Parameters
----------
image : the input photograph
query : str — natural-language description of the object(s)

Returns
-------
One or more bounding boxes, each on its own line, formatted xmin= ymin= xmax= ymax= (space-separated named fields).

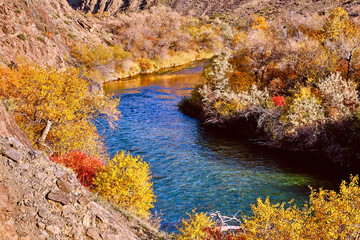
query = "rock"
xmin=82 ymin=214 xmax=91 ymax=228
xmin=56 ymin=179 xmax=72 ymax=193
xmin=18 ymin=163 xmax=29 ymax=171
xmin=8 ymin=137 xmax=23 ymax=150
xmin=37 ymin=222 xmax=45 ymax=229
xmin=45 ymin=225 xmax=60 ymax=235
xmin=77 ymin=194 xmax=89 ymax=206
xmin=86 ymin=227 xmax=101 ymax=240
xmin=3 ymin=148 xmax=21 ymax=162
xmin=46 ymin=191 xmax=70 ymax=205
xmin=0 ymin=105 xmax=35 ymax=149
xmin=0 ymin=184 xmax=13 ymax=213
xmin=37 ymin=207 xmax=49 ymax=218
xmin=101 ymin=233 xmax=124 ymax=240
xmin=0 ymin=222 xmax=18 ymax=240
xmin=19 ymin=236 xmax=31 ymax=240
xmin=28 ymin=150 xmax=41 ymax=160
xmin=35 ymin=172 xmax=46 ymax=180
xmin=23 ymin=192 xmax=33 ymax=200
xmin=54 ymin=171 xmax=69 ymax=180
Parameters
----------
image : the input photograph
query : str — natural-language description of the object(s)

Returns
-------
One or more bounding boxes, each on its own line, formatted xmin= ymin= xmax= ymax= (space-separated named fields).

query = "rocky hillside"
xmin=0 ymin=0 xmax=102 ymax=68
xmin=66 ymin=0 xmax=157 ymax=14
xmin=68 ymin=0 xmax=360 ymax=19
xmin=164 ymin=0 xmax=341 ymax=16
xmin=0 ymin=104 xmax=164 ymax=240
xmin=1 ymin=0 xmax=360 ymax=70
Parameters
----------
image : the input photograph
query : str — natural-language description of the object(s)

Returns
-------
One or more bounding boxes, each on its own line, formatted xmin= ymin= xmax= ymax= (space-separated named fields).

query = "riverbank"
xmin=179 ymin=50 xmax=360 ymax=169
xmin=98 ymin=60 xmax=348 ymax=233
xmin=102 ymin=52 xmax=215 ymax=84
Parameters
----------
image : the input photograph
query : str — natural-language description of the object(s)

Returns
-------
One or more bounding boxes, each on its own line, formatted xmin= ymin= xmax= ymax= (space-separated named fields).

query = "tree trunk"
xmin=38 ymin=120 xmax=52 ymax=144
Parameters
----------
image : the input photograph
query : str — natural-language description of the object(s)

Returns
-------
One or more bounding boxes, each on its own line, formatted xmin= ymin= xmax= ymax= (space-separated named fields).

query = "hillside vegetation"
xmin=2 ymin=0 xmax=360 ymax=239
xmin=180 ymin=7 xmax=360 ymax=165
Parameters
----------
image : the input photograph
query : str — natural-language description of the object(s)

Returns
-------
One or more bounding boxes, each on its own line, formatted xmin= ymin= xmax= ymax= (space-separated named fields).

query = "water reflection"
xmin=104 ymin=61 xmax=207 ymax=96
xmin=101 ymin=61 xmax=346 ymax=232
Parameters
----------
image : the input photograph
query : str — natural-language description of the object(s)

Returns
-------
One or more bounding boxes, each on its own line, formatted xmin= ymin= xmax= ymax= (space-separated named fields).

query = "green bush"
xmin=17 ymin=34 xmax=26 ymax=41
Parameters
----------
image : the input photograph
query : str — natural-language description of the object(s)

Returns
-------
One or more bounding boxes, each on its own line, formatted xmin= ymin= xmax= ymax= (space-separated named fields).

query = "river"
xmin=102 ymin=61 xmax=347 ymax=231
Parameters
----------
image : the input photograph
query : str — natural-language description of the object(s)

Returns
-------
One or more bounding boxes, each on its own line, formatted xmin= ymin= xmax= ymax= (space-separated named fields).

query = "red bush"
xmin=205 ymin=227 xmax=246 ymax=240
xmin=50 ymin=151 xmax=104 ymax=189
xmin=271 ymin=94 xmax=286 ymax=107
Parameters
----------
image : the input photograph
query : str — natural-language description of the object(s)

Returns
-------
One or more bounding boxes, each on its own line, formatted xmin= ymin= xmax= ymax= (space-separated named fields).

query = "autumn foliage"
xmin=50 ymin=151 xmax=104 ymax=189
xmin=271 ymin=95 xmax=285 ymax=107
xmin=70 ymin=6 xmax=229 ymax=81
xmin=181 ymin=7 xmax=360 ymax=163
xmin=93 ymin=151 xmax=155 ymax=218
xmin=0 ymin=61 xmax=120 ymax=157
xmin=178 ymin=176 xmax=360 ymax=240
xmin=177 ymin=211 xmax=215 ymax=240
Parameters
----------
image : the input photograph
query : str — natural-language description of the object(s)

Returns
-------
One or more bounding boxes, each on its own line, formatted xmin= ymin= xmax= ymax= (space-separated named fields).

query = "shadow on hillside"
xmin=66 ymin=0 xmax=82 ymax=10
xmin=65 ymin=0 xmax=150 ymax=13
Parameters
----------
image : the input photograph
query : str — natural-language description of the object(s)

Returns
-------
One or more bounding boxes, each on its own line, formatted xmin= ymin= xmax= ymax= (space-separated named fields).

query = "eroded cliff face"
xmin=67 ymin=0 xmax=157 ymax=14
xmin=65 ymin=0 xmax=360 ymax=20
xmin=165 ymin=0 xmax=360 ymax=18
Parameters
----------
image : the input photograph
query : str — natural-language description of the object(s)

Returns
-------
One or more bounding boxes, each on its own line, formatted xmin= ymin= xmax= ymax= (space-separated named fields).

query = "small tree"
xmin=0 ymin=62 xmax=120 ymax=156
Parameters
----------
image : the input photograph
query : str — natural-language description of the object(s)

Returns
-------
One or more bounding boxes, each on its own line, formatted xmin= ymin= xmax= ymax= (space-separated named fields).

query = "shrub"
xmin=205 ymin=228 xmax=246 ymax=240
xmin=177 ymin=210 xmax=215 ymax=240
xmin=50 ymin=151 xmax=104 ymax=189
xmin=242 ymin=175 xmax=360 ymax=239
xmin=318 ymin=72 xmax=359 ymax=120
xmin=180 ymin=176 xmax=360 ymax=239
xmin=138 ymin=58 xmax=154 ymax=72
xmin=271 ymin=94 xmax=285 ymax=107
xmin=93 ymin=151 xmax=155 ymax=218
xmin=17 ymin=34 xmax=26 ymax=41
xmin=36 ymin=36 xmax=45 ymax=43
xmin=284 ymin=87 xmax=325 ymax=128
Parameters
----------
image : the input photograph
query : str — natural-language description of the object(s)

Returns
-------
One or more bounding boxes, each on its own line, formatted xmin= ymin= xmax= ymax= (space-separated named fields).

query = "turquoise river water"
xmin=101 ymin=61 xmax=348 ymax=231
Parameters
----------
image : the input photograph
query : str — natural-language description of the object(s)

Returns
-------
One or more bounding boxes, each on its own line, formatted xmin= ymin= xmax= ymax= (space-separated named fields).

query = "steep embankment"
xmin=0 ymin=104 xmax=163 ymax=240
xmin=72 ymin=0 xmax=360 ymax=20
xmin=0 ymin=0 xmax=107 ymax=68
xmin=165 ymin=0 xmax=360 ymax=20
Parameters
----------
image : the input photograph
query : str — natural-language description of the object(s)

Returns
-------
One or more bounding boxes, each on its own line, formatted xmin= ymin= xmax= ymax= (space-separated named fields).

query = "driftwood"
xmin=210 ymin=211 xmax=244 ymax=233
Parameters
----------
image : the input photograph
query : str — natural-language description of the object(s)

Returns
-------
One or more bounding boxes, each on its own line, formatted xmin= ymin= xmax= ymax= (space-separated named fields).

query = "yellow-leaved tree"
xmin=324 ymin=7 xmax=360 ymax=78
xmin=0 ymin=62 xmax=120 ymax=156
xmin=93 ymin=151 xmax=155 ymax=218
xmin=177 ymin=210 xmax=214 ymax=240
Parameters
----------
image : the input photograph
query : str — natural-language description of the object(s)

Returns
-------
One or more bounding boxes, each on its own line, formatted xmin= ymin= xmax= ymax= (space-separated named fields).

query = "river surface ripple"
xmin=101 ymin=61 xmax=344 ymax=231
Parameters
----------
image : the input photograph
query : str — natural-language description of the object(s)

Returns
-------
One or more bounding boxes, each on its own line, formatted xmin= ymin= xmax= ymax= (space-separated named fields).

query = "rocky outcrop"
xmin=0 ymin=105 xmax=164 ymax=239
xmin=0 ymin=104 xmax=34 ymax=150
xmin=165 ymin=0 xmax=352 ymax=17
xmin=64 ymin=0 xmax=360 ymax=21
xmin=67 ymin=0 xmax=157 ymax=14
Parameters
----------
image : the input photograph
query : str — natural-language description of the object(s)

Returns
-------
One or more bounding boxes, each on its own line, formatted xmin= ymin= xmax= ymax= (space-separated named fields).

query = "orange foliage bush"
xmin=271 ymin=95 xmax=285 ymax=107
xmin=205 ymin=228 xmax=246 ymax=240
xmin=50 ymin=151 xmax=104 ymax=189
